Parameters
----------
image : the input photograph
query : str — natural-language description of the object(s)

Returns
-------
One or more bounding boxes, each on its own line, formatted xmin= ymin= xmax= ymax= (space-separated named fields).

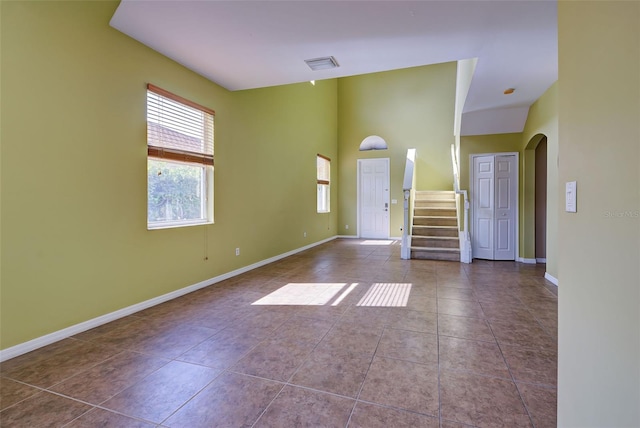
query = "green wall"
xmin=558 ymin=1 xmax=639 ymax=425
xmin=337 ymin=63 xmax=457 ymax=237
xmin=0 ymin=1 xmax=338 ymax=349
xmin=460 ymin=133 xmax=522 ymax=193
xmin=460 ymin=133 xmax=525 ymax=258
xmin=459 ymin=82 xmax=558 ymax=278
xmin=0 ymin=0 xmax=567 ymax=355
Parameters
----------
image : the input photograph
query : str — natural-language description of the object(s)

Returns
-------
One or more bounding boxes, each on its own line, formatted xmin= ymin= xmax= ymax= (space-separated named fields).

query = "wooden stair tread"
xmin=411 ymin=190 xmax=460 ymax=261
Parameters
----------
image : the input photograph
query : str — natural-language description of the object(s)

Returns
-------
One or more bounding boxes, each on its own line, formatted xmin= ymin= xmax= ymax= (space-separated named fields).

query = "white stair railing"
xmin=401 ymin=149 xmax=416 ymax=260
xmin=451 ymin=144 xmax=472 ymax=263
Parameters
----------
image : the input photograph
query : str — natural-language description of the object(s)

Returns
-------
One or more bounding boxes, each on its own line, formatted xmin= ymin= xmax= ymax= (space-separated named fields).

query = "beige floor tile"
xmin=376 ymin=328 xmax=438 ymax=366
xmin=231 ymin=338 xmax=315 ymax=382
xmin=386 ymin=308 xmax=438 ymax=334
xmin=254 ymin=385 xmax=354 ymax=427
xmin=489 ymin=319 xmax=557 ymax=351
xmin=517 ymin=383 xmax=557 ymax=428
xmin=440 ymin=371 xmax=531 ymax=427
xmin=501 ymin=345 xmax=558 ymax=386
xmin=1 ymin=340 xmax=119 ymax=388
xmin=438 ymin=298 xmax=486 ymax=318
xmin=359 ymin=356 xmax=439 ymax=416
xmin=101 ymin=361 xmax=219 ymax=423
xmin=49 ymin=351 xmax=169 ymax=404
xmin=163 ymin=372 xmax=282 ymax=428
xmin=0 ymin=239 xmax=558 ymax=428
xmin=315 ymin=323 xmax=382 ymax=358
xmin=290 ymin=348 xmax=372 ymax=398
xmin=439 ymin=336 xmax=511 ymax=379
xmin=0 ymin=391 xmax=92 ymax=428
xmin=438 ymin=313 xmax=495 ymax=342
xmin=0 ymin=378 xmax=40 ymax=411
xmin=65 ymin=408 xmax=155 ymax=427
xmin=177 ymin=328 xmax=263 ymax=370
xmin=348 ymin=402 xmax=439 ymax=427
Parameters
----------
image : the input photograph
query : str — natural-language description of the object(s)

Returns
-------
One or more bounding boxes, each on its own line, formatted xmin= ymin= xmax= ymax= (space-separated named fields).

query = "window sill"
xmin=148 ymin=219 xmax=213 ymax=230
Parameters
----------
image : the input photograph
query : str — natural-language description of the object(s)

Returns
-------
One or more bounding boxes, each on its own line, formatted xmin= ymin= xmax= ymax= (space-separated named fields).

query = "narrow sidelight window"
xmin=317 ymin=154 xmax=330 ymax=213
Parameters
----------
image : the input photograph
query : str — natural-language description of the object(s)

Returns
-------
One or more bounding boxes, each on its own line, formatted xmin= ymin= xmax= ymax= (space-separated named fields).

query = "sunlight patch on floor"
xmin=252 ymin=282 xmax=358 ymax=306
xmin=357 ymin=283 xmax=412 ymax=307
xmin=360 ymin=240 xmax=397 ymax=246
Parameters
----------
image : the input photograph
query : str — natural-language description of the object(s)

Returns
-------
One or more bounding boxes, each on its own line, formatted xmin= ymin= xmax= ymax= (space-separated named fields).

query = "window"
xmin=317 ymin=154 xmax=330 ymax=213
xmin=146 ymin=84 xmax=214 ymax=229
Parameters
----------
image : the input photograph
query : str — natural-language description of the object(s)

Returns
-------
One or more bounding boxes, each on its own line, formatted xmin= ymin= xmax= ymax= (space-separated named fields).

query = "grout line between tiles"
xmin=488 ymin=319 xmax=537 ymax=428
xmin=344 ymin=324 xmax=385 ymax=427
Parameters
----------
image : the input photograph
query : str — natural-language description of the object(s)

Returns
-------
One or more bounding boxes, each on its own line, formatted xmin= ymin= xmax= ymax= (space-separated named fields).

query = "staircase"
xmin=411 ymin=191 xmax=460 ymax=261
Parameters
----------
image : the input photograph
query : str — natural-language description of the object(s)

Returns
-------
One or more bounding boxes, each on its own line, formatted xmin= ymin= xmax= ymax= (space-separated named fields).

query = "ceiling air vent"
xmin=304 ymin=56 xmax=339 ymax=71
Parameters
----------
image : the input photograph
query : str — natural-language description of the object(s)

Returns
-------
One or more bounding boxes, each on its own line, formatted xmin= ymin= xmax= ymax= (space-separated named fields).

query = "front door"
xmin=358 ymin=158 xmax=389 ymax=239
xmin=472 ymin=154 xmax=517 ymax=260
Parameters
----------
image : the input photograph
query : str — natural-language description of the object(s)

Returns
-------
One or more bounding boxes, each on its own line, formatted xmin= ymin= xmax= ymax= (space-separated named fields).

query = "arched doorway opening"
xmin=525 ymin=134 xmax=548 ymax=264
xmin=535 ymin=137 xmax=548 ymax=262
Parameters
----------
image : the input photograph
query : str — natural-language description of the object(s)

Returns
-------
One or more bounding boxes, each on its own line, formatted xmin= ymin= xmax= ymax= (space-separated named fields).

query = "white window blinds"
xmin=317 ymin=154 xmax=330 ymax=185
xmin=146 ymin=84 xmax=214 ymax=166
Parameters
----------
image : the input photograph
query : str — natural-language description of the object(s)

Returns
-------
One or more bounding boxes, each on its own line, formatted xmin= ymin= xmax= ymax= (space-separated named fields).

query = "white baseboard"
xmin=517 ymin=257 xmax=537 ymax=264
xmin=337 ymin=235 xmax=359 ymax=239
xmin=0 ymin=236 xmax=338 ymax=363
xmin=536 ymin=258 xmax=547 ymax=263
xmin=544 ymin=272 xmax=559 ymax=286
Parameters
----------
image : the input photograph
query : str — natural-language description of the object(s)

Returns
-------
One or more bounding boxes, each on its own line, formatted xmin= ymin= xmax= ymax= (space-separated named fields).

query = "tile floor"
xmin=0 ymin=239 xmax=558 ymax=427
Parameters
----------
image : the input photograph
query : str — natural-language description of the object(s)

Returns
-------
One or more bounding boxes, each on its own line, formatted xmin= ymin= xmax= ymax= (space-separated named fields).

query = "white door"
xmin=472 ymin=154 xmax=517 ymax=260
xmin=473 ymin=156 xmax=495 ymax=260
xmin=494 ymin=155 xmax=517 ymax=260
xmin=358 ymin=158 xmax=390 ymax=239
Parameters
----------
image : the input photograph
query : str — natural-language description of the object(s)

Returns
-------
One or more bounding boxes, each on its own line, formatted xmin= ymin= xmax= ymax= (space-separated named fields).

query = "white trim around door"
xmin=357 ymin=158 xmax=390 ymax=239
xmin=470 ymin=152 xmax=519 ymax=261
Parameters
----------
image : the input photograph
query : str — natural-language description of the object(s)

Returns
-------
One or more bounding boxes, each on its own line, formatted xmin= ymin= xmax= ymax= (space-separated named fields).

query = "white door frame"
xmin=469 ymin=152 xmax=519 ymax=261
xmin=357 ymin=158 xmax=390 ymax=239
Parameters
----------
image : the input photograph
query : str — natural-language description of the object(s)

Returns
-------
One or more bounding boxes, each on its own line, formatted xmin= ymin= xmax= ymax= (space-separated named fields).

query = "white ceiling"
xmin=111 ymin=0 xmax=557 ymax=136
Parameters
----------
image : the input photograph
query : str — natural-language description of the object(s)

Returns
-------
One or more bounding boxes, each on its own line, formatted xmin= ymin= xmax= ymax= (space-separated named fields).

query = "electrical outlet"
xmin=345 ymin=224 xmax=349 ymax=230
xmin=303 ymin=232 xmax=307 ymax=238
xmin=235 ymin=248 xmax=240 ymax=256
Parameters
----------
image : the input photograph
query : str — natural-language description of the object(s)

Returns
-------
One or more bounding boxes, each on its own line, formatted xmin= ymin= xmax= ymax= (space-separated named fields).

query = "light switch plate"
xmin=566 ymin=181 xmax=577 ymax=213
xmin=391 ymin=199 xmax=397 ymax=204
